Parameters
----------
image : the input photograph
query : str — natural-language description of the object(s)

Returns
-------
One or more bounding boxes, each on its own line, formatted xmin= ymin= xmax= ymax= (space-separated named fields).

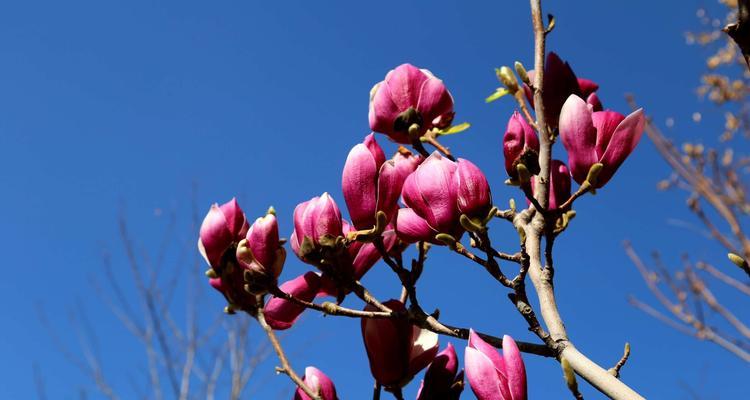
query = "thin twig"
xmin=255 ymin=306 xmax=321 ymax=400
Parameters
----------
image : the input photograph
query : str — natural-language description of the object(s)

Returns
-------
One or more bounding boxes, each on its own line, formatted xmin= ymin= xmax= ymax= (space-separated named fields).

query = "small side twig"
xmin=607 ymin=343 xmax=631 ymax=378
xmin=255 ymin=305 xmax=321 ymax=400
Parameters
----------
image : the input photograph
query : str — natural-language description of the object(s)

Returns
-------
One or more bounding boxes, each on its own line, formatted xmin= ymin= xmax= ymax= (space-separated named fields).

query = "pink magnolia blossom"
xmin=236 ymin=211 xmax=286 ymax=293
xmin=198 ymin=198 xmax=248 ymax=269
xmin=361 ymin=300 xmax=439 ymax=388
xmin=369 ymin=64 xmax=454 ymax=144
xmin=292 ymin=193 xmax=342 ymax=253
xmin=464 ymin=330 xmax=527 ymax=400
xmin=294 ymin=366 xmax=339 ymax=400
xmin=396 ymin=152 xmax=491 ymax=243
xmin=503 ymin=111 xmax=540 ymax=179
xmin=269 ymin=194 xmax=396 ymax=330
xmin=342 ymin=134 xmax=421 ymax=230
xmin=417 ymin=342 xmax=464 ymax=400
xmin=523 ymin=52 xmax=601 ymax=127
xmin=559 ymin=94 xmax=645 ymax=188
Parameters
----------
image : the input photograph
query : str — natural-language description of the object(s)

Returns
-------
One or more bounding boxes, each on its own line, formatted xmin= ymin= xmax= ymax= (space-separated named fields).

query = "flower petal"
xmin=597 ymin=108 xmax=645 ymax=187
xmin=559 ymin=94 xmax=599 ymax=184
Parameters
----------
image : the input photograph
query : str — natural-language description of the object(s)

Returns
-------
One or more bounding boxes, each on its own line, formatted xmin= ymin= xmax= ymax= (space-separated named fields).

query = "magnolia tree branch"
xmin=522 ymin=1 xmax=646 ymax=398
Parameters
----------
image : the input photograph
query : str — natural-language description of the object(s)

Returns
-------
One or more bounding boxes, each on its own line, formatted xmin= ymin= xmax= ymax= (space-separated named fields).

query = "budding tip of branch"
xmin=514 ymin=61 xmax=530 ymax=85
xmin=497 ymin=66 xmax=519 ymax=93
xmin=728 ymin=252 xmax=748 ymax=269
xmin=585 ymin=163 xmax=604 ymax=187
xmin=516 ymin=163 xmax=531 ymax=185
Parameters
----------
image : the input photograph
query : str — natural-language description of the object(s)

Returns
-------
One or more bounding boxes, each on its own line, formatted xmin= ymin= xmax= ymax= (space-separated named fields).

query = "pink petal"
xmin=361 ymin=300 xmax=412 ymax=386
xmin=369 ymin=81 xmax=402 ymax=140
xmin=199 ymin=204 xmax=233 ymax=268
xmin=416 ymin=74 xmax=454 ymax=126
xmin=312 ymin=193 xmax=343 ymax=243
xmin=219 ymin=198 xmax=248 ymax=238
xmin=264 ymin=272 xmax=321 ymax=330
xmin=296 ymin=366 xmax=338 ymax=400
xmin=502 ymin=335 xmax=527 ymax=400
xmin=342 ymin=141 xmax=380 ymax=230
xmin=395 ymin=208 xmax=438 ymax=244
xmin=559 ymin=94 xmax=599 ymax=185
xmin=376 ymin=151 xmax=421 ymax=223
xmin=468 ymin=330 xmax=505 ymax=372
xmin=246 ymin=213 xmax=279 ymax=271
xmin=502 ymin=112 xmax=539 ymax=178
xmin=405 ymin=152 xmax=459 ymax=233
xmin=407 ymin=325 xmax=440 ymax=378
xmin=385 ymin=64 xmax=430 ymax=111
xmin=465 ymin=347 xmax=506 ymax=400
xmin=586 ymin=92 xmax=603 ymax=112
xmin=420 ymin=342 xmax=459 ymax=397
xmin=597 ymin=108 xmax=645 ymax=187
xmin=455 ymin=158 xmax=492 ymax=218
xmin=592 ymin=110 xmax=626 ymax=159
xmin=577 ymin=78 xmax=599 ymax=97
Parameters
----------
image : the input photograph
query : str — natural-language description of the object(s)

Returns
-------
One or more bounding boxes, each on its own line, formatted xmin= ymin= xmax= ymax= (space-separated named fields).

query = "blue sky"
xmin=1 ymin=0 xmax=747 ymax=398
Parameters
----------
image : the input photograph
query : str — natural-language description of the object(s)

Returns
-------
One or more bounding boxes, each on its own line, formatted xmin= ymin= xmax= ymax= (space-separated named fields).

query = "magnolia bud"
xmin=369 ymin=64 xmax=454 ymax=144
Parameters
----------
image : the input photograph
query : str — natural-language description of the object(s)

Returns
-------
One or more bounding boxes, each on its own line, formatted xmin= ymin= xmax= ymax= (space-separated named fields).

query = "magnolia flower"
xmin=292 ymin=193 xmax=342 ymax=255
xmin=396 ymin=152 xmax=491 ymax=243
xmin=417 ymin=342 xmax=464 ymax=400
xmin=559 ymin=94 xmax=645 ymax=188
xmin=342 ymin=134 xmax=421 ymax=230
xmin=361 ymin=300 xmax=439 ymax=388
xmin=294 ymin=367 xmax=339 ymax=400
xmin=464 ymin=330 xmax=527 ymax=400
xmin=523 ymin=52 xmax=601 ymax=126
xmin=503 ymin=111 xmax=540 ymax=179
xmin=198 ymin=198 xmax=248 ymax=269
xmin=236 ymin=211 xmax=286 ymax=294
xmin=369 ymin=64 xmax=454 ymax=144
xmin=269 ymin=194 xmax=396 ymax=330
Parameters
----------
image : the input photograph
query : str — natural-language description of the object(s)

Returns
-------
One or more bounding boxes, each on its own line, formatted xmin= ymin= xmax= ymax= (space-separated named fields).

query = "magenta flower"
xmin=456 ymin=158 xmax=492 ymax=218
xmin=396 ymin=152 xmax=491 ymax=243
xmin=464 ymin=330 xmax=527 ymax=400
xmin=291 ymin=193 xmax=343 ymax=261
xmin=417 ymin=342 xmax=464 ymax=400
xmin=523 ymin=52 xmax=600 ymax=127
xmin=236 ymin=211 xmax=286 ymax=293
xmin=342 ymin=134 xmax=421 ymax=230
xmin=369 ymin=64 xmax=454 ymax=144
xmin=294 ymin=366 xmax=339 ymax=400
xmin=559 ymin=94 xmax=645 ymax=188
xmin=531 ymin=160 xmax=572 ymax=210
xmin=198 ymin=198 xmax=248 ymax=269
xmin=502 ymin=111 xmax=540 ymax=179
xmin=361 ymin=300 xmax=439 ymax=389
xmin=264 ymin=272 xmax=322 ymax=330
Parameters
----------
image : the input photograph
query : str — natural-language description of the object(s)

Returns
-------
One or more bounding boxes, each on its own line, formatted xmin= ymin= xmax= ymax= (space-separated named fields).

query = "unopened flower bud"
xmin=369 ymin=64 xmax=454 ymax=144
xmin=361 ymin=300 xmax=439 ymax=389
xmin=295 ymin=366 xmax=339 ymax=400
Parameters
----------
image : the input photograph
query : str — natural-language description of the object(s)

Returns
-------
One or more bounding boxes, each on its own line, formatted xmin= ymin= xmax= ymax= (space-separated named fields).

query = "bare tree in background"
xmin=627 ymin=0 xmax=750 ymax=363
xmin=36 ymin=196 xmax=273 ymax=399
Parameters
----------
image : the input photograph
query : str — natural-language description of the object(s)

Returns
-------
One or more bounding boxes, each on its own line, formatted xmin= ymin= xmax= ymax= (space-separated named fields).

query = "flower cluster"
xmin=196 ymin=53 xmax=645 ymax=399
xmin=503 ymin=52 xmax=645 ymax=209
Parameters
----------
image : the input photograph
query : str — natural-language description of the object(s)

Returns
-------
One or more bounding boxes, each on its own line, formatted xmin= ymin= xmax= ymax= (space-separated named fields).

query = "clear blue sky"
xmin=1 ymin=0 xmax=747 ymax=398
